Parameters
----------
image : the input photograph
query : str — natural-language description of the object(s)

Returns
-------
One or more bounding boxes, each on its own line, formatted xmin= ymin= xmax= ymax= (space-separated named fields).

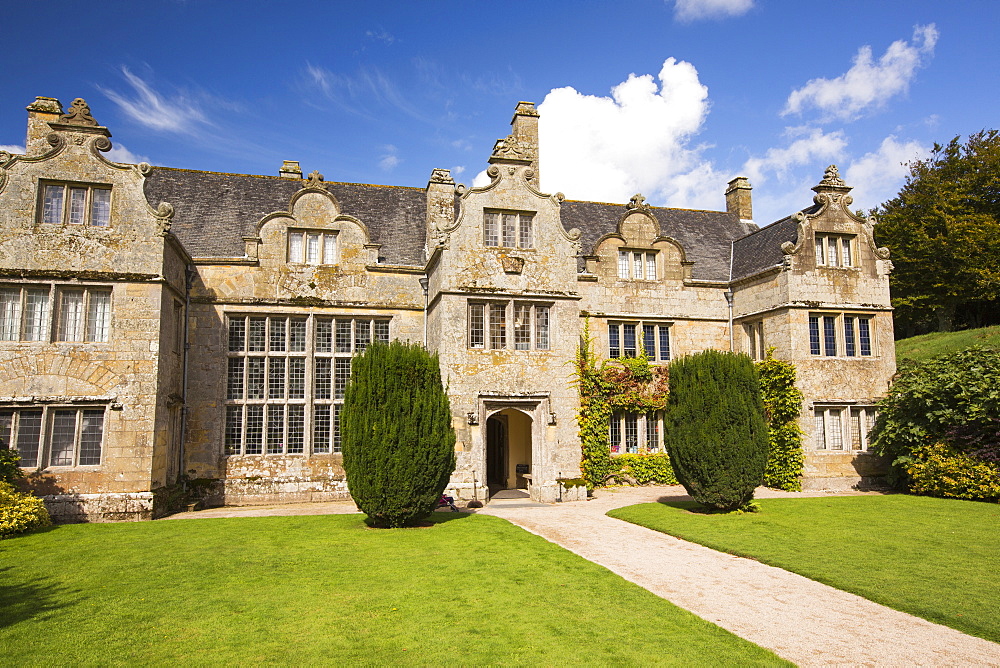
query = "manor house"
xmin=0 ymin=97 xmax=895 ymax=521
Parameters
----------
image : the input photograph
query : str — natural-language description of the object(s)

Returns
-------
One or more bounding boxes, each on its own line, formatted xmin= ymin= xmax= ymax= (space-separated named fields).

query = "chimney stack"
xmin=280 ymin=160 xmax=303 ymax=179
xmin=725 ymin=176 xmax=753 ymax=221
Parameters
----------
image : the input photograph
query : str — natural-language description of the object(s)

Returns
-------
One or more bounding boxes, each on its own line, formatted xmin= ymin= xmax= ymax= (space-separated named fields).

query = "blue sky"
xmin=2 ymin=0 xmax=999 ymax=226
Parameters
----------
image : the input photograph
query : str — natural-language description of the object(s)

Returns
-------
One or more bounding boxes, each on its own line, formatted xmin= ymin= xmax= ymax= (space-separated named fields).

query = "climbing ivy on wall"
xmin=576 ymin=328 xmax=804 ymax=492
xmin=756 ymin=349 xmax=805 ymax=491
xmin=574 ymin=322 xmax=671 ymax=490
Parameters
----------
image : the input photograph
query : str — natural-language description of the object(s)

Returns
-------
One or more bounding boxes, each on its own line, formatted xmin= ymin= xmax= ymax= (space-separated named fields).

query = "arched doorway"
xmin=485 ymin=408 xmax=533 ymax=493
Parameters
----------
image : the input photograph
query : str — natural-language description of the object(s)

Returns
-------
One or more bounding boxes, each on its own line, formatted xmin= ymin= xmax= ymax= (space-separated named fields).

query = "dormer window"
xmin=484 ymin=211 xmax=533 ymax=248
xmin=288 ymin=230 xmax=337 ymax=265
xmin=816 ymin=234 xmax=853 ymax=267
xmin=40 ymin=183 xmax=111 ymax=227
xmin=618 ymin=250 xmax=656 ymax=280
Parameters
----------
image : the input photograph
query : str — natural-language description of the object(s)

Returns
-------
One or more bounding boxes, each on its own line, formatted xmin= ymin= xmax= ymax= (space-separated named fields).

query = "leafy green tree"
xmin=665 ymin=350 xmax=768 ymax=511
xmin=870 ymin=346 xmax=1000 ymax=494
xmin=873 ymin=130 xmax=1000 ymax=334
xmin=341 ymin=341 xmax=456 ymax=528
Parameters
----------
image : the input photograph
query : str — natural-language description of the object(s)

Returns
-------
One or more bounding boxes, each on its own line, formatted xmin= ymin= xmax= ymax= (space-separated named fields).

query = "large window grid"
xmin=225 ymin=315 xmax=389 ymax=456
xmin=484 ymin=211 xmax=533 ymax=248
xmin=0 ymin=284 xmax=111 ymax=343
xmin=814 ymin=405 xmax=876 ymax=451
xmin=0 ymin=405 xmax=105 ymax=467
xmin=468 ymin=302 xmax=551 ymax=350
xmin=809 ymin=313 xmax=873 ymax=357
xmin=609 ymin=411 xmax=663 ymax=453
xmin=40 ymin=182 xmax=111 ymax=227
xmin=608 ymin=321 xmax=670 ymax=361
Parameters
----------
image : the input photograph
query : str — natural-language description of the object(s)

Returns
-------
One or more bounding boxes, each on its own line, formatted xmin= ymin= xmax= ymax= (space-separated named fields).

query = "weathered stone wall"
xmin=731 ymin=177 xmax=896 ymax=489
xmin=0 ymin=98 xmax=184 ymax=520
xmin=427 ymin=157 xmax=584 ymax=502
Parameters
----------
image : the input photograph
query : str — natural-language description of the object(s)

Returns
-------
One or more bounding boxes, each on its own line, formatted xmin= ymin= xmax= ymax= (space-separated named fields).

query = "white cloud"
xmin=306 ymin=63 xmax=429 ymax=123
xmin=101 ymin=67 xmax=209 ymax=134
xmin=672 ymin=0 xmax=753 ymax=22
xmin=0 ymin=144 xmax=25 ymax=154
xmin=452 ymin=165 xmax=465 ymax=176
xmin=537 ymin=58 xmax=718 ymax=207
xmin=365 ymin=28 xmax=395 ymax=45
xmin=845 ymin=136 xmax=928 ymax=209
xmin=742 ymin=127 xmax=848 ymax=186
xmin=378 ymin=144 xmax=400 ymax=171
xmin=104 ymin=143 xmax=150 ymax=164
xmin=783 ymin=24 xmax=938 ymax=122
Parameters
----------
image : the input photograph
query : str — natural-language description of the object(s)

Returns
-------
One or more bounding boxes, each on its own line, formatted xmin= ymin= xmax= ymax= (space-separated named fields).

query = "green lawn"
xmin=0 ymin=513 xmax=786 ymax=666
xmin=895 ymin=325 xmax=1000 ymax=361
xmin=609 ymin=495 xmax=1000 ymax=643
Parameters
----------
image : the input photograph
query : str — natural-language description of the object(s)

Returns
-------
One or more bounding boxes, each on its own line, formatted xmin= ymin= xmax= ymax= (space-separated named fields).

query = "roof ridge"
xmin=563 ymin=198 xmax=730 ymax=215
xmin=149 ymin=165 xmax=425 ymax=192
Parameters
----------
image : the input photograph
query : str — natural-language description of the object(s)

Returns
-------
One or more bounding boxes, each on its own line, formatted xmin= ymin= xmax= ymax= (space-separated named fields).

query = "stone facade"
xmin=0 ymin=97 xmax=895 ymax=520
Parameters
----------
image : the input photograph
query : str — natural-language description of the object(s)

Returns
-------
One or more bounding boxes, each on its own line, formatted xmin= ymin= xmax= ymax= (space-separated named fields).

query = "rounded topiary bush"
xmin=0 ymin=482 xmax=51 ymax=538
xmin=665 ymin=350 xmax=768 ymax=511
xmin=341 ymin=341 xmax=456 ymax=528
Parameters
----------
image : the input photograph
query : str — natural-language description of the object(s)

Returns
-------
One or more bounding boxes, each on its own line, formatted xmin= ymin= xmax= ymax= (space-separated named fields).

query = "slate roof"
xmin=560 ymin=200 xmax=753 ymax=281
xmin=730 ymin=206 xmax=816 ymax=281
xmin=144 ymin=167 xmax=429 ymax=265
xmin=145 ymin=166 xmax=792 ymax=282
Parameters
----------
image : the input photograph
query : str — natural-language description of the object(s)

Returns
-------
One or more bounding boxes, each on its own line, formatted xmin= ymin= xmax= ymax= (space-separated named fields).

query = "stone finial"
xmin=429 ymin=168 xmax=455 ymax=184
xmin=819 ymin=165 xmax=846 ymax=188
xmin=59 ymin=98 xmax=99 ymax=126
xmin=280 ymin=160 xmax=303 ymax=179
xmin=305 ymin=170 xmax=325 ymax=188
xmin=626 ymin=193 xmax=649 ymax=211
xmin=725 ymin=176 xmax=753 ymax=220
xmin=491 ymin=134 xmax=535 ymax=161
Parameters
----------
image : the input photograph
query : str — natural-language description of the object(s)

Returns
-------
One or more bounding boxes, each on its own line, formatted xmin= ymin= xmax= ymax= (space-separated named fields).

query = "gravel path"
xmin=480 ymin=485 xmax=1000 ymax=667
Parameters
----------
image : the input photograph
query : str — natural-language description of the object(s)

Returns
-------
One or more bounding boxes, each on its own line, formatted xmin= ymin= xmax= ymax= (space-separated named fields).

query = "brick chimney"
xmin=725 ymin=176 xmax=753 ymax=221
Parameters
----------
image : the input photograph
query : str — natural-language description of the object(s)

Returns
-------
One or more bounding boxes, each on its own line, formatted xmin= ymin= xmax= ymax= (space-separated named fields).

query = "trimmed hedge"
xmin=613 ymin=453 xmax=678 ymax=485
xmin=665 ymin=350 xmax=768 ymax=511
xmin=341 ymin=341 xmax=456 ymax=528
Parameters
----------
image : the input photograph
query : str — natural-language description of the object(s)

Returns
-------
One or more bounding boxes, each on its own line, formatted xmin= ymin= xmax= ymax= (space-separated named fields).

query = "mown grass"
xmin=895 ymin=325 xmax=1000 ymax=361
xmin=0 ymin=512 xmax=786 ymax=666
xmin=609 ymin=495 xmax=1000 ymax=643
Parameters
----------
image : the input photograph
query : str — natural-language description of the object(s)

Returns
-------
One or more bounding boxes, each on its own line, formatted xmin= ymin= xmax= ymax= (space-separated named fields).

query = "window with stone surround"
xmin=39 ymin=182 xmax=111 ymax=227
xmin=608 ymin=321 xmax=670 ymax=361
xmin=813 ymin=404 xmax=876 ymax=451
xmin=617 ymin=250 xmax=657 ymax=280
xmin=288 ymin=230 xmax=338 ymax=265
xmin=744 ymin=321 xmax=765 ymax=360
xmin=0 ymin=284 xmax=111 ymax=343
xmin=609 ymin=411 xmax=663 ymax=453
xmin=484 ymin=210 xmax=533 ymax=249
xmin=815 ymin=234 xmax=854 ymax=268
xmin=224 ymin=314 xmax=389 ymax=456
xmin=468 ymin=301 xmax=550 ymax=350
xmin=0 ymin=405 xmax=106 ymax=467
xmin=809 ymin=313 xmax=873 ymax=357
